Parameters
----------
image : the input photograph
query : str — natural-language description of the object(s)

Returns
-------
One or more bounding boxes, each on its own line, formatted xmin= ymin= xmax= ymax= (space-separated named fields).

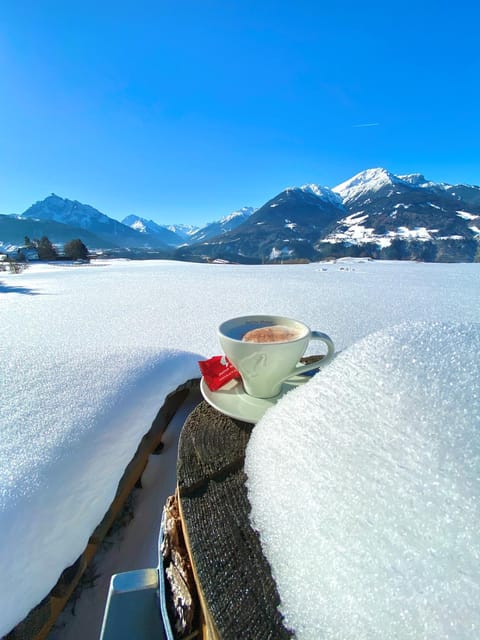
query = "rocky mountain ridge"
xmin=178 ymin=169 xmax=480 ymax=262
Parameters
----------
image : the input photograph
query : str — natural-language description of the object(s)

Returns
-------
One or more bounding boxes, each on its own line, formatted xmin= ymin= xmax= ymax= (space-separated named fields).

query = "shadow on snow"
xmin=0 ymin=281 xmax=41 ymax=295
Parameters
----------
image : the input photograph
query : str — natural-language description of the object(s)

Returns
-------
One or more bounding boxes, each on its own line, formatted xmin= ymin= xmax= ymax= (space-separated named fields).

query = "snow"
xmin=219 ymin=206 xmax=255 ymax=224
xmin=0 ymin=345 xmax=201 ymax=634
xmin=457 ymin=210 xmax=479 ymax=221
xmin=21 ymin=194 xmax=111 ymax=229
xmin=332 ymin=168 xmax=403 ymax=203
xmin=131 ymin=219 xmax=147 ymax=232
xmin=341 ymin=211 xmax=367 ymax=223
xmin=325 ymin=220 xmax=438 ymax=246
xmin=300 ymin=184 xmax=343 ymax=206
xmin=1 ymin=258 xmax=479 ymax=636
xmin=0 ymin=242 xmax=20 ymax=253
xmin=282 ymin=184 xmax=343 ymax=207
xmin=166 ymin=223 xmax=199 ymax=237
xmin=269 ymin=246 xmax=291 ymax=259
xmin=49 ymin=391 xmax=201 ymax=640
xmin=245 ymin=322 xmax=480 ymax=639
xmin=397 ymin=226 xmax=433 ymax=240
xmin=397 ymin=173 xmax=440 ymax=189
xmin=324 ymin=223 xmax=375 ymax=244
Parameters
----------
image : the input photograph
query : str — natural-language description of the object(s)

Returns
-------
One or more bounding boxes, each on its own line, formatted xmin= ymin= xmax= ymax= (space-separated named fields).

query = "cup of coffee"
xmin=218 ymin=314 xmax=335 ymax=398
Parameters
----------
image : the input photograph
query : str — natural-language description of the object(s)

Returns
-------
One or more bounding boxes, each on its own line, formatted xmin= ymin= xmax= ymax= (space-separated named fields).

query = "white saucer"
xmin=200 ymin=375 xmax=309 ymax=423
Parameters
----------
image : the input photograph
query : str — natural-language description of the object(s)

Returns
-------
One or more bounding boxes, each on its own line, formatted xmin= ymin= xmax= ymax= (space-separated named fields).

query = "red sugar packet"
xmin=198 ymin=356 xmax=241 ymax=391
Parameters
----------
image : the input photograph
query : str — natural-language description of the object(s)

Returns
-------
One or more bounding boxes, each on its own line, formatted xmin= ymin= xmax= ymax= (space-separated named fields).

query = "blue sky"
xmin=1 ymin=1 xmax=479 ymax=226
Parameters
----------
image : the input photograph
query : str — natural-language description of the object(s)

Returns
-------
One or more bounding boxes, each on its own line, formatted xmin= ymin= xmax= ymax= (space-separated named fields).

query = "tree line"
xmin=22 ymin=236 xmax=89 ymax=261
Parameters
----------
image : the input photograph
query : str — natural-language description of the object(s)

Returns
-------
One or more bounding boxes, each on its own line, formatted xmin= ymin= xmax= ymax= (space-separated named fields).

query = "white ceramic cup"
xmin=218 ymin=314 xmax=335 ymax=399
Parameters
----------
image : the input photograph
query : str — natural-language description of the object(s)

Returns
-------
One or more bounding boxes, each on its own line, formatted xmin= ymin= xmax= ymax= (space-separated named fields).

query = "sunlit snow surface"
xmin=0 ymin=258 xmax=479 ymax=635
xmin=246 ymin=322 xmax=480 ymax=639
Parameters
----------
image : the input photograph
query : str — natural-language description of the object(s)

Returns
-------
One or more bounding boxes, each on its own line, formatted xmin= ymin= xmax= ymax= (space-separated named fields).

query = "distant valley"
xmin=1 ymin=168 xmax=479 ymax=263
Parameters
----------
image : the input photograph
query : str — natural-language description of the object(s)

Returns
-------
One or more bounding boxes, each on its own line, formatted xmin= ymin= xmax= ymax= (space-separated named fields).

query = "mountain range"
xmin=177 ymin=168 xmax=480 ymax=263
xmin=1 ymin=169 xmax=479 ymax=262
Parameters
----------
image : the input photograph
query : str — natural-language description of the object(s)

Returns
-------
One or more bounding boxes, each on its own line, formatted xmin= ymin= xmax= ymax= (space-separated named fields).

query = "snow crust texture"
xmin=245 ymin=322 xmax=480 ymax=640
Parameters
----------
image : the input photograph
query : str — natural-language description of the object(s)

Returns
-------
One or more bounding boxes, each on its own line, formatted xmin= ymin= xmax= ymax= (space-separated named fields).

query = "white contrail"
xmin=352 ymin=122 xmax=380 ymax=128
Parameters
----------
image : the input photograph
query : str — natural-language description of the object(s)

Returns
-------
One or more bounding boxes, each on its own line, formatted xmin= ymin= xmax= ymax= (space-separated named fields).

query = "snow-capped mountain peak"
xmin=126 ymin=217 xmax=147 ymax=233
xmin=333 ymin=168 xmax=402 ymax=202
xmin=219 ymin=206 xmax=255 ymax=224
xmin=166 ymin=224 xmax=199 ymax=238
xmin=397 ymin=173 xmax=444 ymax=190
xmin=186 ymin=206 xmax=255 ymax=244
xmin=121 ymin=215 xmax=188 ymax=246
xmin=300 ymin=184 xmax=343 ymax=206
xmin=122 ymin=214 xmax=155 ymax=234
xmin=397 ymin=173 xmax=427 ymax=186
xmin=21 ymin=193 xmax=111 ymax=227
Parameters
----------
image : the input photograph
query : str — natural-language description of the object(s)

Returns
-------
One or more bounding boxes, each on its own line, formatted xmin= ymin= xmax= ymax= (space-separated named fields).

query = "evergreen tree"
xmin=474 ymin=241 xmax=480 ymax=263
xmin=409 ymin=240 xmax=437 ymax=262
xmin=35 ymin=236 xmax=58 ymax=261
xmin=382 ymin=238 xmax=409 ymax=260
xmin=63 ymin=238 xmax=89 ymax=261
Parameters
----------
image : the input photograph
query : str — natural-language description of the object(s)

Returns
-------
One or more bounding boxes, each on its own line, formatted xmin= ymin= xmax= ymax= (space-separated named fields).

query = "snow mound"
xmin=0 ymin=345 xmax=201 ymax=635
xmin=245 ymin=322 xmax=480 ymax=640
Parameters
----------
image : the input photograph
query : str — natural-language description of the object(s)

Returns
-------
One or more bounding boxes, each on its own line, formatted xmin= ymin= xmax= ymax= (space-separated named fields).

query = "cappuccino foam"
xmin=242 ymin=324 xmax=301 ymax=343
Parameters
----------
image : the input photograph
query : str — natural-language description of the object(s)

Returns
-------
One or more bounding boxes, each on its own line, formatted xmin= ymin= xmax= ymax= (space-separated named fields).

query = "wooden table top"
xmin=176 ymin=401 xmax=292 ymax=640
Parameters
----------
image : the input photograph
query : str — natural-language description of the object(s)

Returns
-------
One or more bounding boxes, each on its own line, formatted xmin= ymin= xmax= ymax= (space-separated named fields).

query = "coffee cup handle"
xmin=282 ymin=331 xmax=335 ymax=381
